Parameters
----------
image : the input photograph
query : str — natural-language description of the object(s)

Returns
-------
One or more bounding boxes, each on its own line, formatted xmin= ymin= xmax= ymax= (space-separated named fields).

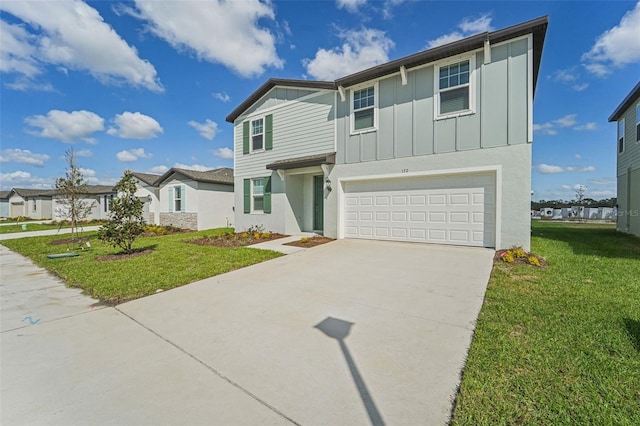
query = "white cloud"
xmin=172 ymin=163 xmax=211 ymax=172
xmin=534 ymin=114 xmax=596 ymax=135
xmin=336 ymin=0 xmax=367 ymax=13
xmin=573 ymin=122 xmax=597 ymax=131
xmin=589 ymin=178 xmax=615 ymax=186
xmin=0 ymin=0 xmax=162 ymax=92
xmin=149 ymin=165 xmax=168 ymax=174
xmin=125 ymin=0 xmax=282 ymax=78
xmin=0 ymin=148 xmax=49 ymax=166
xmin=549 ymin=68 xmax=589 ymax=92
xmin=426 ymin=14 xmax=493 ymax=49
xmin=107 ymin=112 xmax=163 ymax=139
xmin=572 ymin=83 xmax=589 ymax=92
xmin=24 ymin=109 xmax=105 ymax=143
xmin=589 ymin=190 xmax=615 ymax=198
xmin=75 ymin=149 xmax=92 ymax=157
xmin=561 ymin=184 xmax=572 ymax=190
xmin=536 ymin=164 xmax=565 ymax=174
xmin=582 ymin=1 xmax=640 ymax=77
xmin=116 ymin=148 xmax=152 ymax=163
xmin=213 ymin=92 xmax=230 ymax=102
xmin=537 ymin=164 xmax=595 ymax=174
xmin=0 ymin=170 xmax=53 ymax=189
xmin=188 ymin=119 xmax=219 ymax=140
xmin=79 ymin=167 xmax=96 ymax=177
xmin=303 ymin=27 xmax=394 ymax=80
xmin=575 ymin=154 xmax=582 ymax=159
xmin=212 ymin=147 xmax=234 ymax=160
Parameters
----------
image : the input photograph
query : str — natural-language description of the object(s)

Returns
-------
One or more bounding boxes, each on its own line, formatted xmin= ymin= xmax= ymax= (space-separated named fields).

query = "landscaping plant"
xmin=98 ymin=170 xmax=146 ymax=254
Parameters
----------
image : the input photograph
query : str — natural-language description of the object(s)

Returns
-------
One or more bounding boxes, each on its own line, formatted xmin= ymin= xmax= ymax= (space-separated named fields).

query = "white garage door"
xmin=343 ymin=173 xmax=496 ymax=247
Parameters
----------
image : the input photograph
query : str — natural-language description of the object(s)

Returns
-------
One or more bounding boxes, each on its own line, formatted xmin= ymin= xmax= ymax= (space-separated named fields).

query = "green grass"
xmin=1 ymin=228 xmax=282 ymax=303
xmin=451 ymin=221 xmax=640 ymax=425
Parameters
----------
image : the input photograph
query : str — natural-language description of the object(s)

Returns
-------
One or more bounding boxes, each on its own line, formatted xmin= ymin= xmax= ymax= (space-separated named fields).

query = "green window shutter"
xmin=264 ymin=176 xmax=272 ymax=214
xmin=243 ymin=122 xmax=250 ymax=155
xmin=168 ymin=187 xmax=174 ymax=213
xmin=181 ymin=185 xmax=186 ymax=212
xmin=265 ymin=114 xmax=273 ymax=151
xmin=243 ymin=179 xmax=251 ymax=214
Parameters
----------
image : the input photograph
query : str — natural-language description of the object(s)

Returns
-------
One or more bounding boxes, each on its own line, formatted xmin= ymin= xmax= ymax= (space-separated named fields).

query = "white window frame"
xmin=250 ymin=117 xmax=265 ymax=153
xmin=434 ymin=55 xmax=476 ymax=120
xmin=252 ymin=178 xmax=264 ymax=213
xmin=350 ymin=82 xmax=378 ymax=135
xmin=618 ymin=118 xmax=625 ymax=154
xmin=174 ymin=185 xmax=183 ymax=212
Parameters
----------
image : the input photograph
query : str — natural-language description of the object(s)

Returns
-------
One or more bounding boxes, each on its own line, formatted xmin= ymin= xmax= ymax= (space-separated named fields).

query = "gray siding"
xmin=337 ymin=38 xmax=531 ymax=164
xmin=617 ymin=101 xmax=640 ymax=175
xmin=243 ymin=88 xmax=318 ymax=117
xmin=235 ymin=91 xmax=335 ymax=177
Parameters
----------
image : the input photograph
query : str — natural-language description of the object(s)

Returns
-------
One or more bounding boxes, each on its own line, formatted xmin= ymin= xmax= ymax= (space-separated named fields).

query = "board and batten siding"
xmin=617 ymin=101 xmax=640 ymax=175
xmin=242 ymin=88 xmax=319 ymax=118
xmin=234 ymin=91 xmax=335 ymax=177
xmin=336 ymin=38 xmax=531 ymax=164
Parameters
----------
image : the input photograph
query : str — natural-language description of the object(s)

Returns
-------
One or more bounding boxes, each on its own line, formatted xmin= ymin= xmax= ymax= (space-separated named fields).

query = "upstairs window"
xmin=636 ymin=103 xmax=639 ymax=142
xmin=351 ymin=84 xmax=377 ymax=133
xmin=435 ymin=57 xmax=475 ymax=118
xmin=618 ymin=118 xmax=625 ymax=154
xmin=251 ymin=118 xmax=264 ymax=151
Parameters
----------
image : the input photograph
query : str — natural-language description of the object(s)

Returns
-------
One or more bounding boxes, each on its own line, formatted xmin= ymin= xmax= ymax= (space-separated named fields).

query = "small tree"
xmin=575 ymin=185 xmax=587 ymax=221
xmin=98 ymin=170 xmax=146 ymax=254
xmin=54 ymin=148 xmax=95 ymax=245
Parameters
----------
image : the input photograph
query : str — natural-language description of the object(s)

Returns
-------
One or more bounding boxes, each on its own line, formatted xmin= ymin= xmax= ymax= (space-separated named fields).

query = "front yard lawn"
xmin=0 ymin=222 xmax=78 ymax=234
xmin=1 ymin=228 xmax=282 ymax=304
xmin=452 ymin=221 xmax=640 ymax=425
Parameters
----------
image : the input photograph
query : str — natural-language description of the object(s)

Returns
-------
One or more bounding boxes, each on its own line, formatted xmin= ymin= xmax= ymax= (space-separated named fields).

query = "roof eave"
xmin=608 ymin=81 xmax=640 ymax=122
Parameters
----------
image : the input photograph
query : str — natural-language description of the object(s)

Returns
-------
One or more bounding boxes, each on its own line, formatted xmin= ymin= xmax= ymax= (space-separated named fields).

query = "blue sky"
xmin=1 ymin=0 xmax=639 ymax=201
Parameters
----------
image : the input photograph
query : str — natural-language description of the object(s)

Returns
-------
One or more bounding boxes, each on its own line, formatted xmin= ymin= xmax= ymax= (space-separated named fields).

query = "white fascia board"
xmin=527 ymin=34 xmax=534 ymax=143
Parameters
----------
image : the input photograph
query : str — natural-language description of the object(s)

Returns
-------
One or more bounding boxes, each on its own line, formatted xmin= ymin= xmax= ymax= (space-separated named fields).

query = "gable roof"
xmin=609 ymin=81 xmax=640 ymax=122
xmin=226 ymin=16 xmax=548 ymax=123
xmin=156 ymin=167 xmax=234 ymax=186
xmin=131 ymin=171 xmax=161 ymax=186
xmin=0 ymin=191 xmax=11 ymax=199
xmin=78 ymin=185 xmax=116 ymax=195
xmin=10 ymin=188 xmax=58 ymax=198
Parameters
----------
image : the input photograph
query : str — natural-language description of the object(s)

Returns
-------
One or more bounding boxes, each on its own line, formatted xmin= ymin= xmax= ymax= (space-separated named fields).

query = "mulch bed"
xmin=143 ymin=229 xmax=193 ymax=237
xmin=493 ymin=249 xmax=547 ymax=267
xmin=189 ymin=233 xmax=288 ymax=248
xmin=284 ymin=236 xmax=335 ymax=248
xmin=95 ymin=249 xmax=154 ymax=262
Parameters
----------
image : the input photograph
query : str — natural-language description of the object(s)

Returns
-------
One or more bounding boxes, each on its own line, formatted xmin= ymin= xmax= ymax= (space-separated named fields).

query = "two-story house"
xmin=227 ymin=16 xmax=548 ymax=250
xmin=609 ymin=81 xmax=640 ymax=237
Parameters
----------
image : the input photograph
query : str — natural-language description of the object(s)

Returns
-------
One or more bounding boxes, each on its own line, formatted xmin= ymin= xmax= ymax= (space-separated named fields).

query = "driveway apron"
xmin=1 ymin=238 xmax=493 ymax=425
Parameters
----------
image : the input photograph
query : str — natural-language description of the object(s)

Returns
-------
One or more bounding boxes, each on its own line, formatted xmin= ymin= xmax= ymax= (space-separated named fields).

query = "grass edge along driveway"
xmin=451 ymin=221 xmax=640 ymax=425
xmin=1 ymin=228 xmax=282 ymax=304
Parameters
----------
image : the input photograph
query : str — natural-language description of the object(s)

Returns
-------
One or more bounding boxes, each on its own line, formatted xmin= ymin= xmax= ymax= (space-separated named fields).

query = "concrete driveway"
xmin=1 ymin=239 xmax=493 ymax=425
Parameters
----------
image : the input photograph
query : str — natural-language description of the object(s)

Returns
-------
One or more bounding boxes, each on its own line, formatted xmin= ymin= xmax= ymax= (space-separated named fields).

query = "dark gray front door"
xmin=313 ymin=175 xmax=324 ymax=231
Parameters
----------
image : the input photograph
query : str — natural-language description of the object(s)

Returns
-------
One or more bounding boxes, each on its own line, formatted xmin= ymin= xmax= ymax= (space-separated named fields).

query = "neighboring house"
xmin=52 ymin=185 xmax=117 ymax=222
xmin=0 ymin=191 xmax=10 ymax=218
xmin=156 ymin=167 xmax=234 ymax=230
xmin=131 ymin=171 xmax=161 ymax=225
xmin=8 ymin=188 xmax=56 ymax=219
xmin=609 ymin=81 xmax=640 ymax=238
xmin=226 ymin=16 xmax=548 ymax=250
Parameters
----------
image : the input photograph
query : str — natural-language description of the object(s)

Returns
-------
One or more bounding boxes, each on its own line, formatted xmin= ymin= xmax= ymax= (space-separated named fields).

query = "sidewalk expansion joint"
xmin=114 ymin=306 xmax=301 ymax=426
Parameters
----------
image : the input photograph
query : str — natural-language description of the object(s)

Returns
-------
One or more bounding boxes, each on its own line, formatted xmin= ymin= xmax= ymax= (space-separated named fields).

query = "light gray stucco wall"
xmin=324 ymin=143 xmax=532 ymax=250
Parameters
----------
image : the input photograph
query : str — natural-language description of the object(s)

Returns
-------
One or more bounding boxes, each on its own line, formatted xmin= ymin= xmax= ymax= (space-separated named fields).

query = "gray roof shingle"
xmin=157 ymin=167 xmax=234 ymax=186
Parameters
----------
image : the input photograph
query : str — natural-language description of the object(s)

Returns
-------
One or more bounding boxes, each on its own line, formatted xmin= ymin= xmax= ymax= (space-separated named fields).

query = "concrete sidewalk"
xmin=1 ymin=239 xmax=493 ymax=425
xmin=0 ymin=225 xmax=101 ymax=241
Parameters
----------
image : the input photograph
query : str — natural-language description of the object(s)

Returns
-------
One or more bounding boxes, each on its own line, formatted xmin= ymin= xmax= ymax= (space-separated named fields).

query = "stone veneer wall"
xmin=160 ymin=212 xmax=198 ymax=230
xmin=148 ymin=213 xmax=155 ymax=224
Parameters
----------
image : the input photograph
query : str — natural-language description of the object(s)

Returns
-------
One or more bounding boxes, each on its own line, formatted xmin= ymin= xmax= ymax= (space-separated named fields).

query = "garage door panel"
xmin=343 ymin=173 xmax=496 ymax=247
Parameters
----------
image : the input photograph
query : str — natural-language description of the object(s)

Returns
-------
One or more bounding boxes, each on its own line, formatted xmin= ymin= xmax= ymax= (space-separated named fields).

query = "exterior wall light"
xmin=325 ymin=178 xmax=332 ymax=192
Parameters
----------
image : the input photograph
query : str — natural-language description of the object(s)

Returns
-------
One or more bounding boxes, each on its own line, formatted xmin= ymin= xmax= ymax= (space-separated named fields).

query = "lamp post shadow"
xmin=315 ymin=317 xmax=386 ymax=426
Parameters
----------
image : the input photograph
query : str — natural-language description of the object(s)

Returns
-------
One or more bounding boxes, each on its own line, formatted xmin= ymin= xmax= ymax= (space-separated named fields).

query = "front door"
xmin=313 ymin=175 xmax=324 ymax=231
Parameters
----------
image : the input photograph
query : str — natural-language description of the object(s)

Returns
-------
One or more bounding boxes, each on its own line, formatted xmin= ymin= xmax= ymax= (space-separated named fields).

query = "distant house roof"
xmin=10 ymin=188 xmax=58 ymax=198
xmin=609 ymin=81 xmax=640 ymax=122
xmin=226 ymin=16 xmax=548 ymax=123
xmin=156 ymin=167 xmax=234 ymax=186
xmin=0 ymin=191 xmax=10 ymax=200
xmin=131 ymin=171 xmax=161 ymax=186
xmin=10 ymin=185 xmax=115 ymax=198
